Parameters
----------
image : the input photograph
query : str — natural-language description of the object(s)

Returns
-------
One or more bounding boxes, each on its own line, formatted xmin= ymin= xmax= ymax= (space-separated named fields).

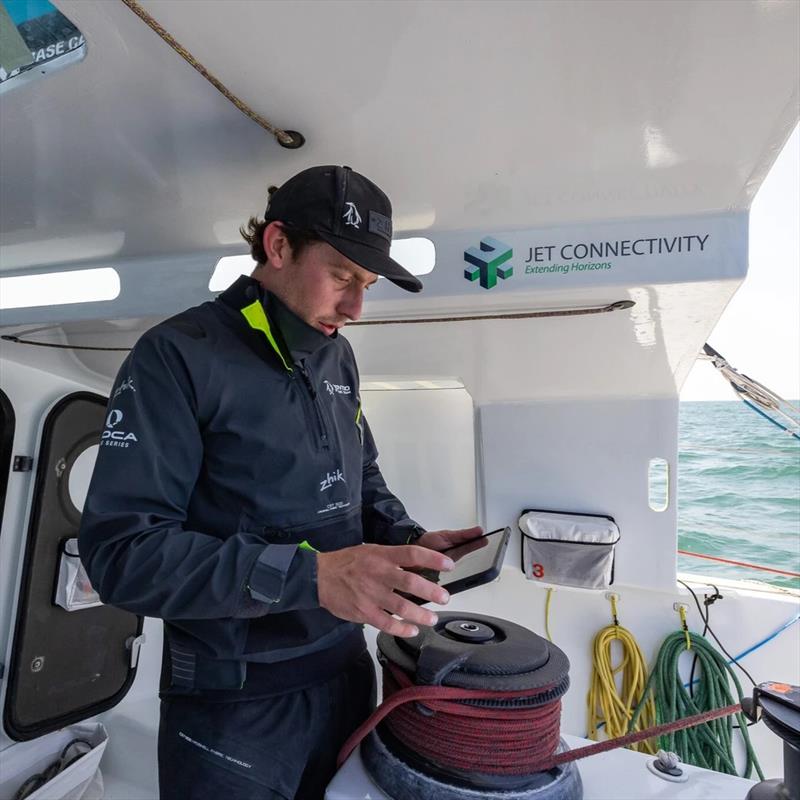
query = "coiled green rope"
xmin=630 ymin=630 xmax=764 ymax=780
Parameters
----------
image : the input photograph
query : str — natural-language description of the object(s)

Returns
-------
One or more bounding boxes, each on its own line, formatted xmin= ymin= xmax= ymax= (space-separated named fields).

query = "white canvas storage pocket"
xmin=54 ymin=539 xmax=102 ymax=612
xmin=519 ymin=509 xmax=620 ymax=589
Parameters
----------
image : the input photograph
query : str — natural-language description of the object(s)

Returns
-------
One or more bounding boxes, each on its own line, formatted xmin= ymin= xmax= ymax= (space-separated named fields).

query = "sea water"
xmin=678 ymin=400 xmax=800 ymax=590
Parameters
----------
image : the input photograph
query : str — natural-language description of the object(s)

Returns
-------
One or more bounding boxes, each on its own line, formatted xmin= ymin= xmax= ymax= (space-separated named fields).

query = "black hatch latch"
xmin=13 ymin=456 xmax=33 ymax=472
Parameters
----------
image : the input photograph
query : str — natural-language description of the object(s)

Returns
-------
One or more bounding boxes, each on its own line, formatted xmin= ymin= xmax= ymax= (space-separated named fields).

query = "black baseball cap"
xmin=264 ymin=165 xmax=422 ymax=293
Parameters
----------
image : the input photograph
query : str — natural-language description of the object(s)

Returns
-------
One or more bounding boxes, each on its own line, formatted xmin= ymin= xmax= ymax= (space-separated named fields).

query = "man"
xmin=79 ymin=165 xmax=480 ymax=799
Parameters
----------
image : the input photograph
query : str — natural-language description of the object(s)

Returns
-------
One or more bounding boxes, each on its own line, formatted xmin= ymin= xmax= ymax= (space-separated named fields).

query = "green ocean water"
xmin=678 ymin=401 xmax=800 ymax=590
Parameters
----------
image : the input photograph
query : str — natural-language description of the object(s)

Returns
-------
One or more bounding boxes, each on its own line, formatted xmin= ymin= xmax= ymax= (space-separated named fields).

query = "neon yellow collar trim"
xmin=240 ymin=300 xmax=293 ymax=373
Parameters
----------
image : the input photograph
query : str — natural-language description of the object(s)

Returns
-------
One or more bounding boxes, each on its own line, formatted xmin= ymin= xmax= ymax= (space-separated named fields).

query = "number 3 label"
xmin=531 ymin=563 xmax=544 ymax=578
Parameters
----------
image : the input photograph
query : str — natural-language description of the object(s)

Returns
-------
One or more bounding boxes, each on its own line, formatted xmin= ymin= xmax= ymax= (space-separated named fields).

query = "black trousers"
xmin=158 ymin=651 xmax=376 ymax=800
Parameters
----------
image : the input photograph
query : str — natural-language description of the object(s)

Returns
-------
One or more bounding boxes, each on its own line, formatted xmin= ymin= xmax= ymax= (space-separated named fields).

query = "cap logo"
xmin=342 ymin=202 xmax=362 ymax=229
xmin=368 ymin=210 xmax=392 ymax=242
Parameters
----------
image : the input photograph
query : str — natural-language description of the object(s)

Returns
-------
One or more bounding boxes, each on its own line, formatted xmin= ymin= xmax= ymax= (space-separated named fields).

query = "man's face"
xmin=278 ymin=241 xmax=378 ymax=336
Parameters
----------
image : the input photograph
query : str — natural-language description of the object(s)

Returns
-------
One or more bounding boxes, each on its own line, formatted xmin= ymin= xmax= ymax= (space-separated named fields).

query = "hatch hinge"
xmin=126 ymin=634 xmax=147 ymax=669
xmin=13 ymin=456 xmax=33 ymax=472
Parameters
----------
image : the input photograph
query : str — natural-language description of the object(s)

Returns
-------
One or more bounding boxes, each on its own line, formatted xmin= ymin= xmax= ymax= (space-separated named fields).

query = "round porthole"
xmin=68 ymin=444 xmax=99 ymax=514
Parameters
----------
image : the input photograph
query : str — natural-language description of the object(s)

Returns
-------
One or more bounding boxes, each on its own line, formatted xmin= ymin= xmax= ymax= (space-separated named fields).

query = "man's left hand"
xmin=416 ymin=525 xmax=483 ymax=552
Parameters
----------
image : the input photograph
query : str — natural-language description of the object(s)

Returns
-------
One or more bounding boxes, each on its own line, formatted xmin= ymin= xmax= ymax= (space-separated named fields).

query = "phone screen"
xmin=411 ymin=528 xmax=507 ymax=587
xmin=439 ymin=528 xmax=505 ymax=587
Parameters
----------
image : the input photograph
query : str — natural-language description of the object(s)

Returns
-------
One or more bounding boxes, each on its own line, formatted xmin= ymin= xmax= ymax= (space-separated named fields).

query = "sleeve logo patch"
xmin=112 ymin=377 xmax=136 ymax=400
xmin=101 ymin=409 xmax=138 ymax=447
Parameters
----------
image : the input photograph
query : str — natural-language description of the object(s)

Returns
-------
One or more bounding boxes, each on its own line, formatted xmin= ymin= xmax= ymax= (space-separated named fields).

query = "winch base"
xmin=361 ymin=729 xmax=583 ymax=800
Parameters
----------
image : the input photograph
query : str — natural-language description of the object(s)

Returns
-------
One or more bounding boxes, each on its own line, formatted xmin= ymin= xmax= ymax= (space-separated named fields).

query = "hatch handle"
xmin=126 ymin=634 xmax=147 ymax=669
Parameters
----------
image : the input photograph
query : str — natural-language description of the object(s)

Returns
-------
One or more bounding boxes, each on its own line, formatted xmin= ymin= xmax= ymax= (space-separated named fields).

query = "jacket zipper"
xmin=296 ymin=363 xmax=330 ymax=450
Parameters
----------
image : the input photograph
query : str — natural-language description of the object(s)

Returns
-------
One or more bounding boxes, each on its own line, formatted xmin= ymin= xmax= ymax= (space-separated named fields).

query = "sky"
xmin=680 ymin=125 xmax=800 ymax=401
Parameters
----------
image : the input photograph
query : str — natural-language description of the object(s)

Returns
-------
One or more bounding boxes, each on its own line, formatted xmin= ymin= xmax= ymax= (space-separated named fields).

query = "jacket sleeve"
xmin=360 ymin=415 xmax=426 ymax=546
xmin=79 ymin=329 xmax=318 ymax=620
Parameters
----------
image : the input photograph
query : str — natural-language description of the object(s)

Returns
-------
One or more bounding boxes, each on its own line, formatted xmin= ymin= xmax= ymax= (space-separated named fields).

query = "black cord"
xmin=678 ymin=579 xmax=759 ymax=729
xmin=687 ymin=587 xmax=710 ymax=698
xmin=687 ymin=580 xmax=724 ymax=697
xmin=12 ymin=739 xmax=93 ymax=800
xmin=1 ymin=334 xmax=131 ymax=352
xmin=678 ymin=579 xmax=757 ymax=687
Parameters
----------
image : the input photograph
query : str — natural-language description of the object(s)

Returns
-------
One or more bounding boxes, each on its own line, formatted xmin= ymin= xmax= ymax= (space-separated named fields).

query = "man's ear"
xmin=262 ymin=221 xmax=290 ymax=270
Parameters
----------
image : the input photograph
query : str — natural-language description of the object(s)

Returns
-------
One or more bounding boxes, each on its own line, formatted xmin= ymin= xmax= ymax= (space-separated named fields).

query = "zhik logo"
xmin=319 ymin=469 xmax=345 ymax=492
xmin=463 ymin=236 xmax=514 ymax=290
xmin=112 ymin=377 xmax=136 ymax=400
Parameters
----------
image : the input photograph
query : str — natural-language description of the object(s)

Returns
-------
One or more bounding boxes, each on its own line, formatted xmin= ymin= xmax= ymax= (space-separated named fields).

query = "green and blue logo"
xmin=464 ymin=237 xmax=513 ymax=290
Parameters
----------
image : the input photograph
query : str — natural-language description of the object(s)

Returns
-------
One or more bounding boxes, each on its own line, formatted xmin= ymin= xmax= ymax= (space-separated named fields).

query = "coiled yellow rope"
xmin=587 ymin=596 xmax=657 ymax=754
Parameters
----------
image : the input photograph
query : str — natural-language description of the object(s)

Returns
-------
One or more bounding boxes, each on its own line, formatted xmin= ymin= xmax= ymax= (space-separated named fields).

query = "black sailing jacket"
xmin=79 ymin=276 xmax=422 ymax=689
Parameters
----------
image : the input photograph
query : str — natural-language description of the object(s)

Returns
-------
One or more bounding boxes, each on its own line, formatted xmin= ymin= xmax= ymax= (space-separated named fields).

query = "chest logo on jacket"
xmin=320 ymin=469 xmax=345 ymax=492
xmin=324 ymin=380 xmax=352 ymax=397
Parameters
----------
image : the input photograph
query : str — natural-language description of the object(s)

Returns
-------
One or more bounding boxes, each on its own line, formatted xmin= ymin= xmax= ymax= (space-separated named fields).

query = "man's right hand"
xmin=316 ymin=544 xmax=455 ymax=637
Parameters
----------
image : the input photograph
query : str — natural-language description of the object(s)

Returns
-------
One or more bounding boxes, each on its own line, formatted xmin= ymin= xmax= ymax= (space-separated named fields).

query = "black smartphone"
xmin=405 ymin=527 xmax=510 ymax=602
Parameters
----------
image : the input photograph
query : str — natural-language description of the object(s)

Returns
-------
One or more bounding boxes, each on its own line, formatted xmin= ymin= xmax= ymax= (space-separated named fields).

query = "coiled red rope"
xmin=337 ymin=662 xmax=563 ymax=772
xmin=337 ymin=661 xmax=744 ymax=776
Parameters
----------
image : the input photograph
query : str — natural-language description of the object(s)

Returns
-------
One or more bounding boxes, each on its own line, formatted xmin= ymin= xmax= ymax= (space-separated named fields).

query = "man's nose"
xmin=338 ymin=285 xmax=364 ymax=321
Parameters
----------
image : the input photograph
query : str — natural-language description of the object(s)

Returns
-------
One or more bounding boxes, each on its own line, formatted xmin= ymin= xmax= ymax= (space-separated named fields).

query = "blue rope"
xmin=740 ymin=397 xmax=800 ymax=441
xmin=685 ymin=612 xmax=800 ymax=688
xmin=729 ymin=612 xmax=800 ymax=663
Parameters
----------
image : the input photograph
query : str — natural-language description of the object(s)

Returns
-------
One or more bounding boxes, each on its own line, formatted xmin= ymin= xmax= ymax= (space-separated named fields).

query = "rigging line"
xmin=0 ymin=335 xmax=131 ymax=353
xmin=687 ymin=582 xmax=717 ymax=699
xmin=677 ymin=579 xmax=757 ymax=688
xmin=681 ymin=445 xmax=798 ymax=454
xmin=118 ymin=0 xmax=302 ymax=148
xmin=733 ymin=384 xmax=800 ymax=430
xmin=731 ymin=612 xmax=800 ymax=663
xmin=0 ymin=300 xmax=636 ymax=351
xmin=339 ymin=681 xmax=744 ymax=775
xmin=701 ymin=343 xmax=800 ymax=420
xmin=741 ymin=398 xmax=800 ymax=441
xmin=350 ymin=300 xmax=635 ymax=326
xmin=680 ymin=581 xmax=757 ymax=732
xmin=684 ymin=610 xmax=800 ymax=688
xmin=678 ymin=550 xmax=800 ymax=578
xmin=732 ymin=371 xmax=800 ymax=416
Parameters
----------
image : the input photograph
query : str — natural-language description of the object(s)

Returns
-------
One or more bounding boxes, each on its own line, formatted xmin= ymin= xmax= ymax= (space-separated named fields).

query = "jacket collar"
xmin=265 ymin=292 xmax=334 ymax=362
xmin=217 ymin=276 xmax=334 ymax=370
